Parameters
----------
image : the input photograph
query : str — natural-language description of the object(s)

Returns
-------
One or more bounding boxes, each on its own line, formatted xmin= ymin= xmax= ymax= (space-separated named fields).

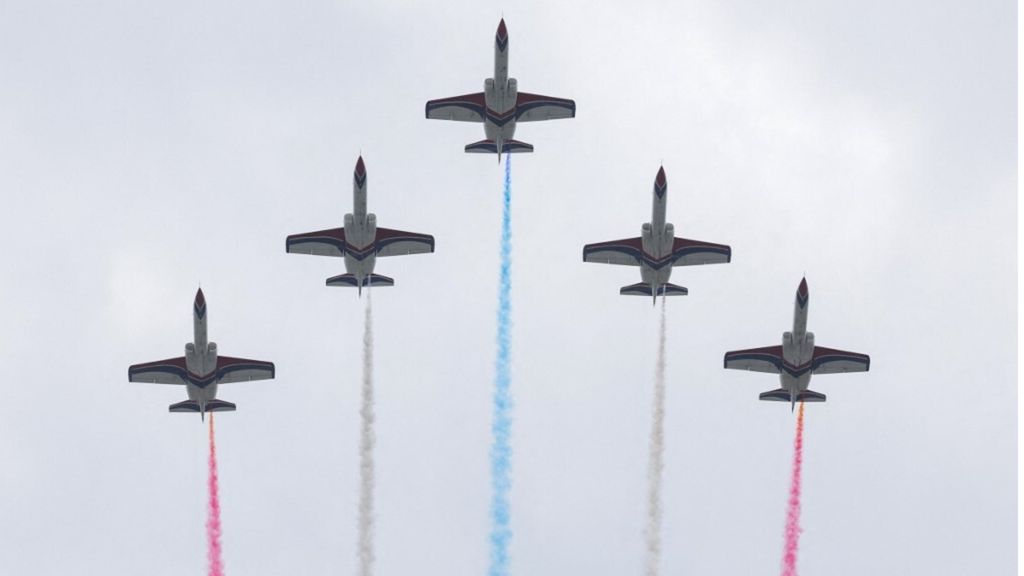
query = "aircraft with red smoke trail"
xmin=128 ymin=288 xmax=275 ymax=419
xmin=582 ymin=166 xmax=732 ymax=304
xmin=723 ymin=278 xmax=870 ymax=410
xmin=425 ymin=18 xmax=576 ymax=160
xmin=285 ymin=156 xmax=435 ymax=294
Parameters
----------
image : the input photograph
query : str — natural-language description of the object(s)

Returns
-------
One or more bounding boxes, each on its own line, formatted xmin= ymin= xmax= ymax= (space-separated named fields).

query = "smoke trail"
xmin=644 ymin=298 xmax=668 ymax=576
xmin=489 ymin=152 xmax=513 ymax=576
xmin=781 ymin=401 xmax=806 ymax=576
xmin=358 ymin=290 xmax=376 ymax=576
xmin=207 ymin=414 xmax=224 ymax=576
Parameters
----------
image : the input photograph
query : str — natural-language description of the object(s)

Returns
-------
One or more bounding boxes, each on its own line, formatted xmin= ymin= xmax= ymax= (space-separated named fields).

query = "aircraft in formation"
xmin=128 ymin=19 xmax=869 ymax=415
xmin=285 ymin=156 xmax=435 ymax=294
xmin=723 ymin=278 xmax=871 ymax=410
xmin=582 ymin=167 xmax=732 ymax=304
xmin=128 ymin=288 xmax=276 ymax=419
xmin=425 ymin=18 xmax=576 ymax=160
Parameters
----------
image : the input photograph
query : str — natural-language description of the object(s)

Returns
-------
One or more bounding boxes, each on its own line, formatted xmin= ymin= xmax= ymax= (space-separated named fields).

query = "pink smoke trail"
xmin=781 ymin=401 xmax=805 ymax=576
xmin=207 ymin=413 xmax=224 ymax=576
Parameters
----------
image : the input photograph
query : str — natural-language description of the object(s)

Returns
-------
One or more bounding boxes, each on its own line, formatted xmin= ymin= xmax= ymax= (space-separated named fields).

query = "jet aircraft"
xmin=582 ymin=167 xmax=731 ymax=303
xmin=723 ymin=278 xmax=870 ymax=410
xmin=286 ymin=156 xmax=434 ymax=293
xmin=128 ymin=288 xmax=275 ymax=419
xmin=425 ymin=18 xmax=576 ymax=160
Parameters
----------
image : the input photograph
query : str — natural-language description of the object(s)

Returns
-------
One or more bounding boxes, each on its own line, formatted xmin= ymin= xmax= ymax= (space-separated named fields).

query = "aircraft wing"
xmin=425 ymin=92 xmax=486 ymax=122
xmin=515 ymin=92 xmax=576 ymax=121
xmin=582 ymin=237 xmax=644 ymax=266
xmin=216 ymin=356 xmax=276 ymax=384
xmin=671 ymin=237 xmax=732 ymax=266
xmin=286 ymin=227 xmax=347 ymax=257
xmin=723 ymin=346 xmax=785 ymax=374
xmin=811 ymin=346 xmax=870 ymax=374
xmin=129 ymin=356 xmax=189 ymax=385
xmin=374 ymin=227 xmax=435 ymax=257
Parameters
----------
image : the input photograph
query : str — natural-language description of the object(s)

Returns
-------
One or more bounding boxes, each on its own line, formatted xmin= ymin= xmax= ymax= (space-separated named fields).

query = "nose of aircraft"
xmin=798 ymin=277 xmax=808 ymax=298
xmin=655 ymin=166 xmax=667 ymax=187
xmin=194 ymin=287 xmax=206 ymax=317
xmin=497 ymin=18 xmax=508 ymax=41
xmin=355 ymin=155 xmax=366 ymax=177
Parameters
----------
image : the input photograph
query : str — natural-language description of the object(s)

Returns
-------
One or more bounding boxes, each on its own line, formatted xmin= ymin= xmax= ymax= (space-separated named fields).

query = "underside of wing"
xmin=286 ymin=227 xmax=346 ymax=257
xmin=425 ymin=92 xmax=486 ymax=122
xmin=129 ymin=356 xmax=189 ymax=385
xmin=374 ymin=227 xmax=435 ymax=257
xmin=671 ymin=237 xmax=732 ymax=266
xmin=582 ymin=237 xmax=644 ymax=266
xmin=723 ymin=346 xmax=784 ymax=374
xmin=811 ymin=346 xmax=870 ymax=374
xmin=515 ymin=92 xmax=576 ymax=121
xmin=216 ymin=356 xmax=276 ymax=384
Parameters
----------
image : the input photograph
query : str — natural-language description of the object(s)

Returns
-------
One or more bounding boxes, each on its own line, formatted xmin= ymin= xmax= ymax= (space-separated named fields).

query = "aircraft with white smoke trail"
xmin=723 ymin=278 xmax=871 ymax=410
xmin=582 ymin=166 xmax=732 ymax=303
xmin=285 ymin=156 xmax=435 ymax=293
xmin=425 ymin=18 xmax=576 ymax=160
xmin=128 ymin=288 xmax=275 ymax=420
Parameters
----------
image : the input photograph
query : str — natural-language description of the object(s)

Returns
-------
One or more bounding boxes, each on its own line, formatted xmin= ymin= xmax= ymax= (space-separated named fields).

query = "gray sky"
xmin=0 ymin=1 xmax=1016 ymax=574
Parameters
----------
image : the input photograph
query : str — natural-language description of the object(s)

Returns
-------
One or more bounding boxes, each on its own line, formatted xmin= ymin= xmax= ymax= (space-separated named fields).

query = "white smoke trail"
xmin=358 ymin=290 xmax=375 ymax=576
xmin=644 ymin=298 xmax=668 ymax=576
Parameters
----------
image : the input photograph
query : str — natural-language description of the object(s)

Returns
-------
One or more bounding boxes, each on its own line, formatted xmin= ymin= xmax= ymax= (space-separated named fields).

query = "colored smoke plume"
xmin=489 ymin=152 xmax=513 ymax=576
xmin=358 ymin=291 xmax=376 ymax=576
xmin=781 ymin=401 xmax=806 ymax=576
xmin=644 ymin=298 xmax=668 ymax=576
xmin=207 ymin=414 xmax=224 ymax=576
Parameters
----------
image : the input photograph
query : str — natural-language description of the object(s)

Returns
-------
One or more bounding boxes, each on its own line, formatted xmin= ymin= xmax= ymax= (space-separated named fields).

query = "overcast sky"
xmin=0 ymin=1 xmax=1016 ymax=575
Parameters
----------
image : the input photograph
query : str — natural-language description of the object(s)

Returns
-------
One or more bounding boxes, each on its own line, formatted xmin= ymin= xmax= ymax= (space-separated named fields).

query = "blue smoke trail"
xmin=489 ymin=152 xmax=513 ymax=576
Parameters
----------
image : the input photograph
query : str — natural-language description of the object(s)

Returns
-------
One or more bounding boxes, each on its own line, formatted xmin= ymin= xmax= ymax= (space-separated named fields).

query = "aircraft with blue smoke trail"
xmin=128 ymin=288 xmax=275 ymax=420
xmin=285 ymin=156 xmax=434 ymax=293
xmin=425 ymin=18 xmax=575 ymax=161
xmin=582 ymin=166 xmax=732 ymax=303
xmin=723 ymin=278 xmax=871 ymax=411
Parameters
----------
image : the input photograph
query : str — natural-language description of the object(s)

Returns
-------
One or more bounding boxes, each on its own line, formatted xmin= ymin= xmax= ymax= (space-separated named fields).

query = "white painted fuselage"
xmin=341 ymin=157 xmax=378 ymax=287
xmin=639 ymin=168 xmax=675 ymax=290
xmin=184 ymin=289 xmax=219 ymax=412
xmin=779 ymin=279 xmax=814 ymax=401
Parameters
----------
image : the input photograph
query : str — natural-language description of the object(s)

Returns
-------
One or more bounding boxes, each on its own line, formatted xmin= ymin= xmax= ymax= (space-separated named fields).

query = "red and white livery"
xmin=425 ymin=18 xmax=576 ymax=160
xmin=723 ymin=278 xmax=870 ymax=410
xmin=583 ymin=166 xmax=731 ymax=303
xmin=128 ymin=288 xmax=275 ymax=419
xmin=286 ymin=156 xmax=435 ymax=294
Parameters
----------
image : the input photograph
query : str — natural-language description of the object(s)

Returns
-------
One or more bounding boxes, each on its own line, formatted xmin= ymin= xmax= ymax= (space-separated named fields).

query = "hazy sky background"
xmin=0 ymin=1 xmax=1016 ymax=574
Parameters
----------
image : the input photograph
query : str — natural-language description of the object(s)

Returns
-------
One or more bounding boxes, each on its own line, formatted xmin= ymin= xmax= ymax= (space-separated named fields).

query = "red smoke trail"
xmin=207 ymin=414 xmax=224 ymax=576
xmin=781 ymin=401 xmax=805 ymax=576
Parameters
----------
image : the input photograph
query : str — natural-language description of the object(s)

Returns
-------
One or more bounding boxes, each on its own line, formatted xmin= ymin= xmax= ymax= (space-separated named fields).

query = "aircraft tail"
xmin=168 ymin=399 xmax=237 ymax=413
xmin=502 ymin=139 xmax=533 ymax=153
xmin=619 ymin=282 xmax=688 ymax=297
xmin=759 ymin=389 xmax=827 ymax=403
xmin=326 ymin=273 xmax=394 ymax=288
xmin=464 ymin=139 xmax=534 ymax=154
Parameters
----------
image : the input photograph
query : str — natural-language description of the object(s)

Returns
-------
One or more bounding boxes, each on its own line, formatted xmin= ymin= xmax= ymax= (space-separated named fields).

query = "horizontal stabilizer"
xmin=796 ymin=390 xmax=827 ymax=403
xmin=501 ymin=140 xmax=533 ymax=153
xmin=619 ymin=282 xmax=688 ymax=297
xmin=465 ymin=140 xmax=498 ymax=154
xmin=326 ymin=273 xmax=394 ymax=288
xmin=464 ymin=140 xmax=535 ymax=154
xmin=168 ymin=399 xmax=237 ymax=413
xmin=759 ymin=389 xmax=791 ymax=402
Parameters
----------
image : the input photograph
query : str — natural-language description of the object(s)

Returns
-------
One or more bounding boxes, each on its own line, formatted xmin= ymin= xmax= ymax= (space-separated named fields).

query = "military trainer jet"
xmin=286 ymin=156 xmax=434 ymax=293
xmin=723 ymin=278 xmax=870 ymax=410
xmin=583 ymin=166 xmax=731 ymax=303
xmin=128 ymin=288 xmax=275 ymax=419
xmin=425 ymin=18 xmax=575 ymax=160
